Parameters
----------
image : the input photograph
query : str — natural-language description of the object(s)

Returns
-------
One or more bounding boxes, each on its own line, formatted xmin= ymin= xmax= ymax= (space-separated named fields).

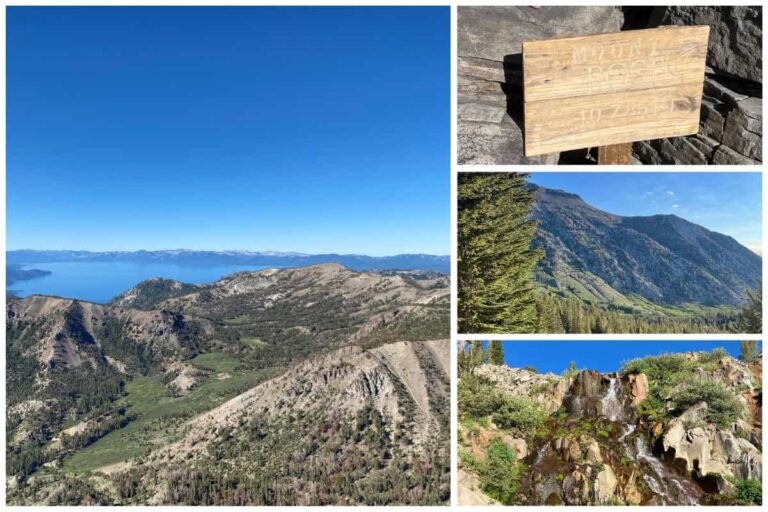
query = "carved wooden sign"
xmin=523 ymin=26 xmax=710 ymax=157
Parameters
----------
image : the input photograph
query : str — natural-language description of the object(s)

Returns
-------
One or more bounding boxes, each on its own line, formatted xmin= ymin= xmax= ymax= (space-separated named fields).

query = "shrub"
xmin=458 ymin=374 xmax=506 ymax=419
xmin=478 ymin=439 xmax=525 ymax=505
xmin=670 ymin=381 xmax=744 ymax=428
xmin=492 ymin=397 xmax=547 ymax=434
xmin=698 ymin=347 xmax=728 ymax=365
xmin=636 ymin=396 xmax=668 ymax=424
xmin=621 ymin=353 xmax=687 ymax=380
xmin=733 ymin=478 xmax=762 ymax=505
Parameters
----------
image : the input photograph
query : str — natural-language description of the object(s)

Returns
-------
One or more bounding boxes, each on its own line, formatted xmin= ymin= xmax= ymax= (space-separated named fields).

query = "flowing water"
xmin=601 ymin=378 xmax=624 ymax=422
xmin=634 ymin=437 xmax=702 ymax=505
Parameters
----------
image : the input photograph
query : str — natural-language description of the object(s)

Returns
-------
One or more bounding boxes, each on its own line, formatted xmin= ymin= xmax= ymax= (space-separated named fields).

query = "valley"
xmin=457 ymin=173 xmax=762 ymax=334
xmin=458 ymin=343 xmax=763 ymax=506
xmin=6 ymin=263 xmax=450 ymax=505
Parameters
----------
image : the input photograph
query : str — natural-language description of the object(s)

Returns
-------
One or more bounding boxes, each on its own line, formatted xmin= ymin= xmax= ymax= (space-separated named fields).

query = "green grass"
xmin=241 ymin=336 xmax=267 ymax=349
xmin=222 ymin=315 xmax=250 ymax=325
xmin=190 ymin=352 xmax=241 ymax=373
xmin=62 ymin=364 xmax=278 ymax=473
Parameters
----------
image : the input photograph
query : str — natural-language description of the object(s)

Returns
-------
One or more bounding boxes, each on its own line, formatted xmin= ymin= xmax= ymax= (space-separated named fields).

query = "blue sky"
xmin=531 ymin=173 xmax=762 ymax=253
xmin=493 ymin=340 xmax=761 ymax=374
xmin=7 ymin=7 xmax=449 ymax=255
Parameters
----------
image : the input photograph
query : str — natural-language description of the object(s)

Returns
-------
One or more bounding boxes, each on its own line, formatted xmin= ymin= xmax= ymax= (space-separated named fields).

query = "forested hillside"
xmin=457 ymin=173 xmax=762 ymax=334
xmin=6 ymin=263 xmax=450 ymax=505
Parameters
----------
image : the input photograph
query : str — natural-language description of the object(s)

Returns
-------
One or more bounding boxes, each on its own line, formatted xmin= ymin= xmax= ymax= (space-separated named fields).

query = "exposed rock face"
xmin=457 ymin=6 xmax=624 ymax=164
xmin=532 ymin=185 xmax=762 ymax=307
xmin=662 ymin=6 xmax=761 ymax=83
xmin=473 ymin=364 xmax=569 ymax=413
xmin=458 ymin=469 xmax=498 ymax=505
xmin=460 ymin=353 xmax=762 ymax=506
xmin=593 ymin=465 xmax=618 ymax=503
xmin=662 ymin=402 xmax=763 ymax=489
xmin=633 ymin=6 xmax=762 ymax=164
xmin=626 ymin=373 xmax=648 ymax=406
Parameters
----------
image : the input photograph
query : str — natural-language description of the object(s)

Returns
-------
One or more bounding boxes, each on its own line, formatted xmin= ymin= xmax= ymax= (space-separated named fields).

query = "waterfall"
xmin=635 ymin=437 xmax=702 ymax=505
xmin=618 ymin=424 xmax=636 ymax=442
xmin=601 ymin=378 xmax=624 ymax=421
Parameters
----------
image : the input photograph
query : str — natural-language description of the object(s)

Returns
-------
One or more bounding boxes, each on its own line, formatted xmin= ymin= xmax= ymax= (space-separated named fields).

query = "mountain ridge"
xmin=531 ymin=185 xmax=761 ymax=307
xmin=6 ymin=263 xmax=450 ymax=504
xmin=6 ymin=250 xmax=450 ymax=273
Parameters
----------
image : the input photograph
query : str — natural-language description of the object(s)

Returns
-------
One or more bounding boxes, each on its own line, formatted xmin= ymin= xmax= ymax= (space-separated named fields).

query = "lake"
xmin=7 ymin=261 xmax=271 ymax=304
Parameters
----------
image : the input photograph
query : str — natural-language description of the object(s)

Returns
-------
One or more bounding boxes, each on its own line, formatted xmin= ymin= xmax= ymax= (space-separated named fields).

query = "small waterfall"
xmin=635 ymin=437 xmax=702 ymax=505
xmin=618 ymin=423 xmax=636 ymax=442
xmin=601 ymin=378 xmax=624 ymax=422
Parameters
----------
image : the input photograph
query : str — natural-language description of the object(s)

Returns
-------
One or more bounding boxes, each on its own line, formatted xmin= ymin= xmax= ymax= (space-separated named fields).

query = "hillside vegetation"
xmin=6 ymin=263 xmax=450 ymax=505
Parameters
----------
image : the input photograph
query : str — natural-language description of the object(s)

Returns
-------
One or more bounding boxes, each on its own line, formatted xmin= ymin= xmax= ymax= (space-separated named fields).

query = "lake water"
xmin=7 ymin=262 xmax=270 ymax=304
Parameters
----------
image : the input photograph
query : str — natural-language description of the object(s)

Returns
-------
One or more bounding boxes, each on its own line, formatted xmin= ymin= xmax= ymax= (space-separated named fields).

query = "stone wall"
xmin=457 ymin=6 xmax=762 ymax=165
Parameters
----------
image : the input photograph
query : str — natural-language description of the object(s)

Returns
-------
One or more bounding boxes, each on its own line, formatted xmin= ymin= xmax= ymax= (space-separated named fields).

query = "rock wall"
xmin=457 ymin=6 xmax=624 ymax=164
xmin=632 ymin=6 xmax=762 ymax=164
xmin=457 ymin=6 xmax=762 ymax=165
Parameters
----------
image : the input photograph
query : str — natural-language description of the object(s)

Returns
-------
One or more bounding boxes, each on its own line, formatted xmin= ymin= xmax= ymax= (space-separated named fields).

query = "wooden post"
xmin=597 ymin=143 xmax=632 ymax=165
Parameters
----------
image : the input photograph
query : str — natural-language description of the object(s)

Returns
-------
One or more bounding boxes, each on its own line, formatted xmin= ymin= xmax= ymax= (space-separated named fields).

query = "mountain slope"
xmin=6 ymin=264 xmax=449 ymax=505
xmin=458 ymin=351 xmax=762 ymax=505
xmin=531 ymin=186 xmax=761 ymax=307
xmin=7 ymin=249 xmax=450 ymax=273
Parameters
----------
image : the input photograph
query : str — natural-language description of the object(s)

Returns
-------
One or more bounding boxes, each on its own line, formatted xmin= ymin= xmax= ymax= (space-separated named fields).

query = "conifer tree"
xmin=488 ymin=340 xmax=505 ymax=365
xmin=737 ymin=283 xmax=762 ymax=334
xmin=469 ymin=340 xmax=484 ymax=369
xmin=740 ymin=340 xmax=759 ymax=363
xmin=458 ymin=173 xmax=543 ymax=333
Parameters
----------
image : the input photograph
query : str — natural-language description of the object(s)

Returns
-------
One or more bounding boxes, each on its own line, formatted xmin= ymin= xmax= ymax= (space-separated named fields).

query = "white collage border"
xmin=0 ymin=0 xmax=765 ymax=509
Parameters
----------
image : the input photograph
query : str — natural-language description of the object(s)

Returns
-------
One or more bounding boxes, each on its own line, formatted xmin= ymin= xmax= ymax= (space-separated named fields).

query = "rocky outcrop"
xmin=626 ymin=373 xmax=648 ymax=406
xmin=661 ymin=6 xmax=761 ymax=83
xmin=457 ymin=6 xmax=624 ymax=164
xmin=473 ymin=364 xmax=569 ymax=413
xmin=662 ymin=402 xmax=763 ymax=489
xmin=461 ymin=353 xmax=762 ymax=506
xmin=632 ymin=6 xmax=762 ymax=164
xmin=593 ymin=465 xmax=618 ymax=503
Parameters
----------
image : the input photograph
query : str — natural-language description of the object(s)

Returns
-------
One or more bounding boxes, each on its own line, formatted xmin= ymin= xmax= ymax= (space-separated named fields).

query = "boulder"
xmin=593 ymin=465 xmax=618 ymax=503
xmin=501 ymin=435 xmax=529 ymax=460
xmin=562 ymin=470 xmax=590 ymax=504
xmin=626 ymin=373 xmax=649 ymax=406
xmin=457 ymin=6 xmax=624 ymax=164
xmin=585 ymin=440 xmax=603 ymax=463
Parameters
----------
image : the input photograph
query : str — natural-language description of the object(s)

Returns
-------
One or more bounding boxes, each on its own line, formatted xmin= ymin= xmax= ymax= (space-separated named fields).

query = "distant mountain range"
xmin=7 ymin=249 xmax=450 ymax=273
xmin=531 ymin=186 xmax=761 ymax=307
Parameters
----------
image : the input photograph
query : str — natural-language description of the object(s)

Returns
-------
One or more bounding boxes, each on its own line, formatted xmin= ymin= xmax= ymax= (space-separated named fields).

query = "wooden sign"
xmin=523 ymin=26 xmax=710 ymax=157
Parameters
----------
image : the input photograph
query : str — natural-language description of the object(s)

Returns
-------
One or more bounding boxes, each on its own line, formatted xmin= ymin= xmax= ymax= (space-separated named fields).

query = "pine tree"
xmin=469 ymin=340 xmax=484 ymax=369
xmin=737 ymin=283 xmax=762 ymax=334
xmin=488 ymin=340 xmax=505 ymax=365
xmin=740 ymin=340 xmax=759 ymax=363
xmin=458 ymin=173 xmax=543 ymax=333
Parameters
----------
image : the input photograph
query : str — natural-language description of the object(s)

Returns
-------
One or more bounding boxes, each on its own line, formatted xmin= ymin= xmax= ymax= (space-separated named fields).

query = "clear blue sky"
xmin=7 ymin=7 xmax=449 ymax=255
xmin=531 ymin=173 xmax=762 ymax=253
xmin=495 ymin=340 xmax=761 ymax=374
